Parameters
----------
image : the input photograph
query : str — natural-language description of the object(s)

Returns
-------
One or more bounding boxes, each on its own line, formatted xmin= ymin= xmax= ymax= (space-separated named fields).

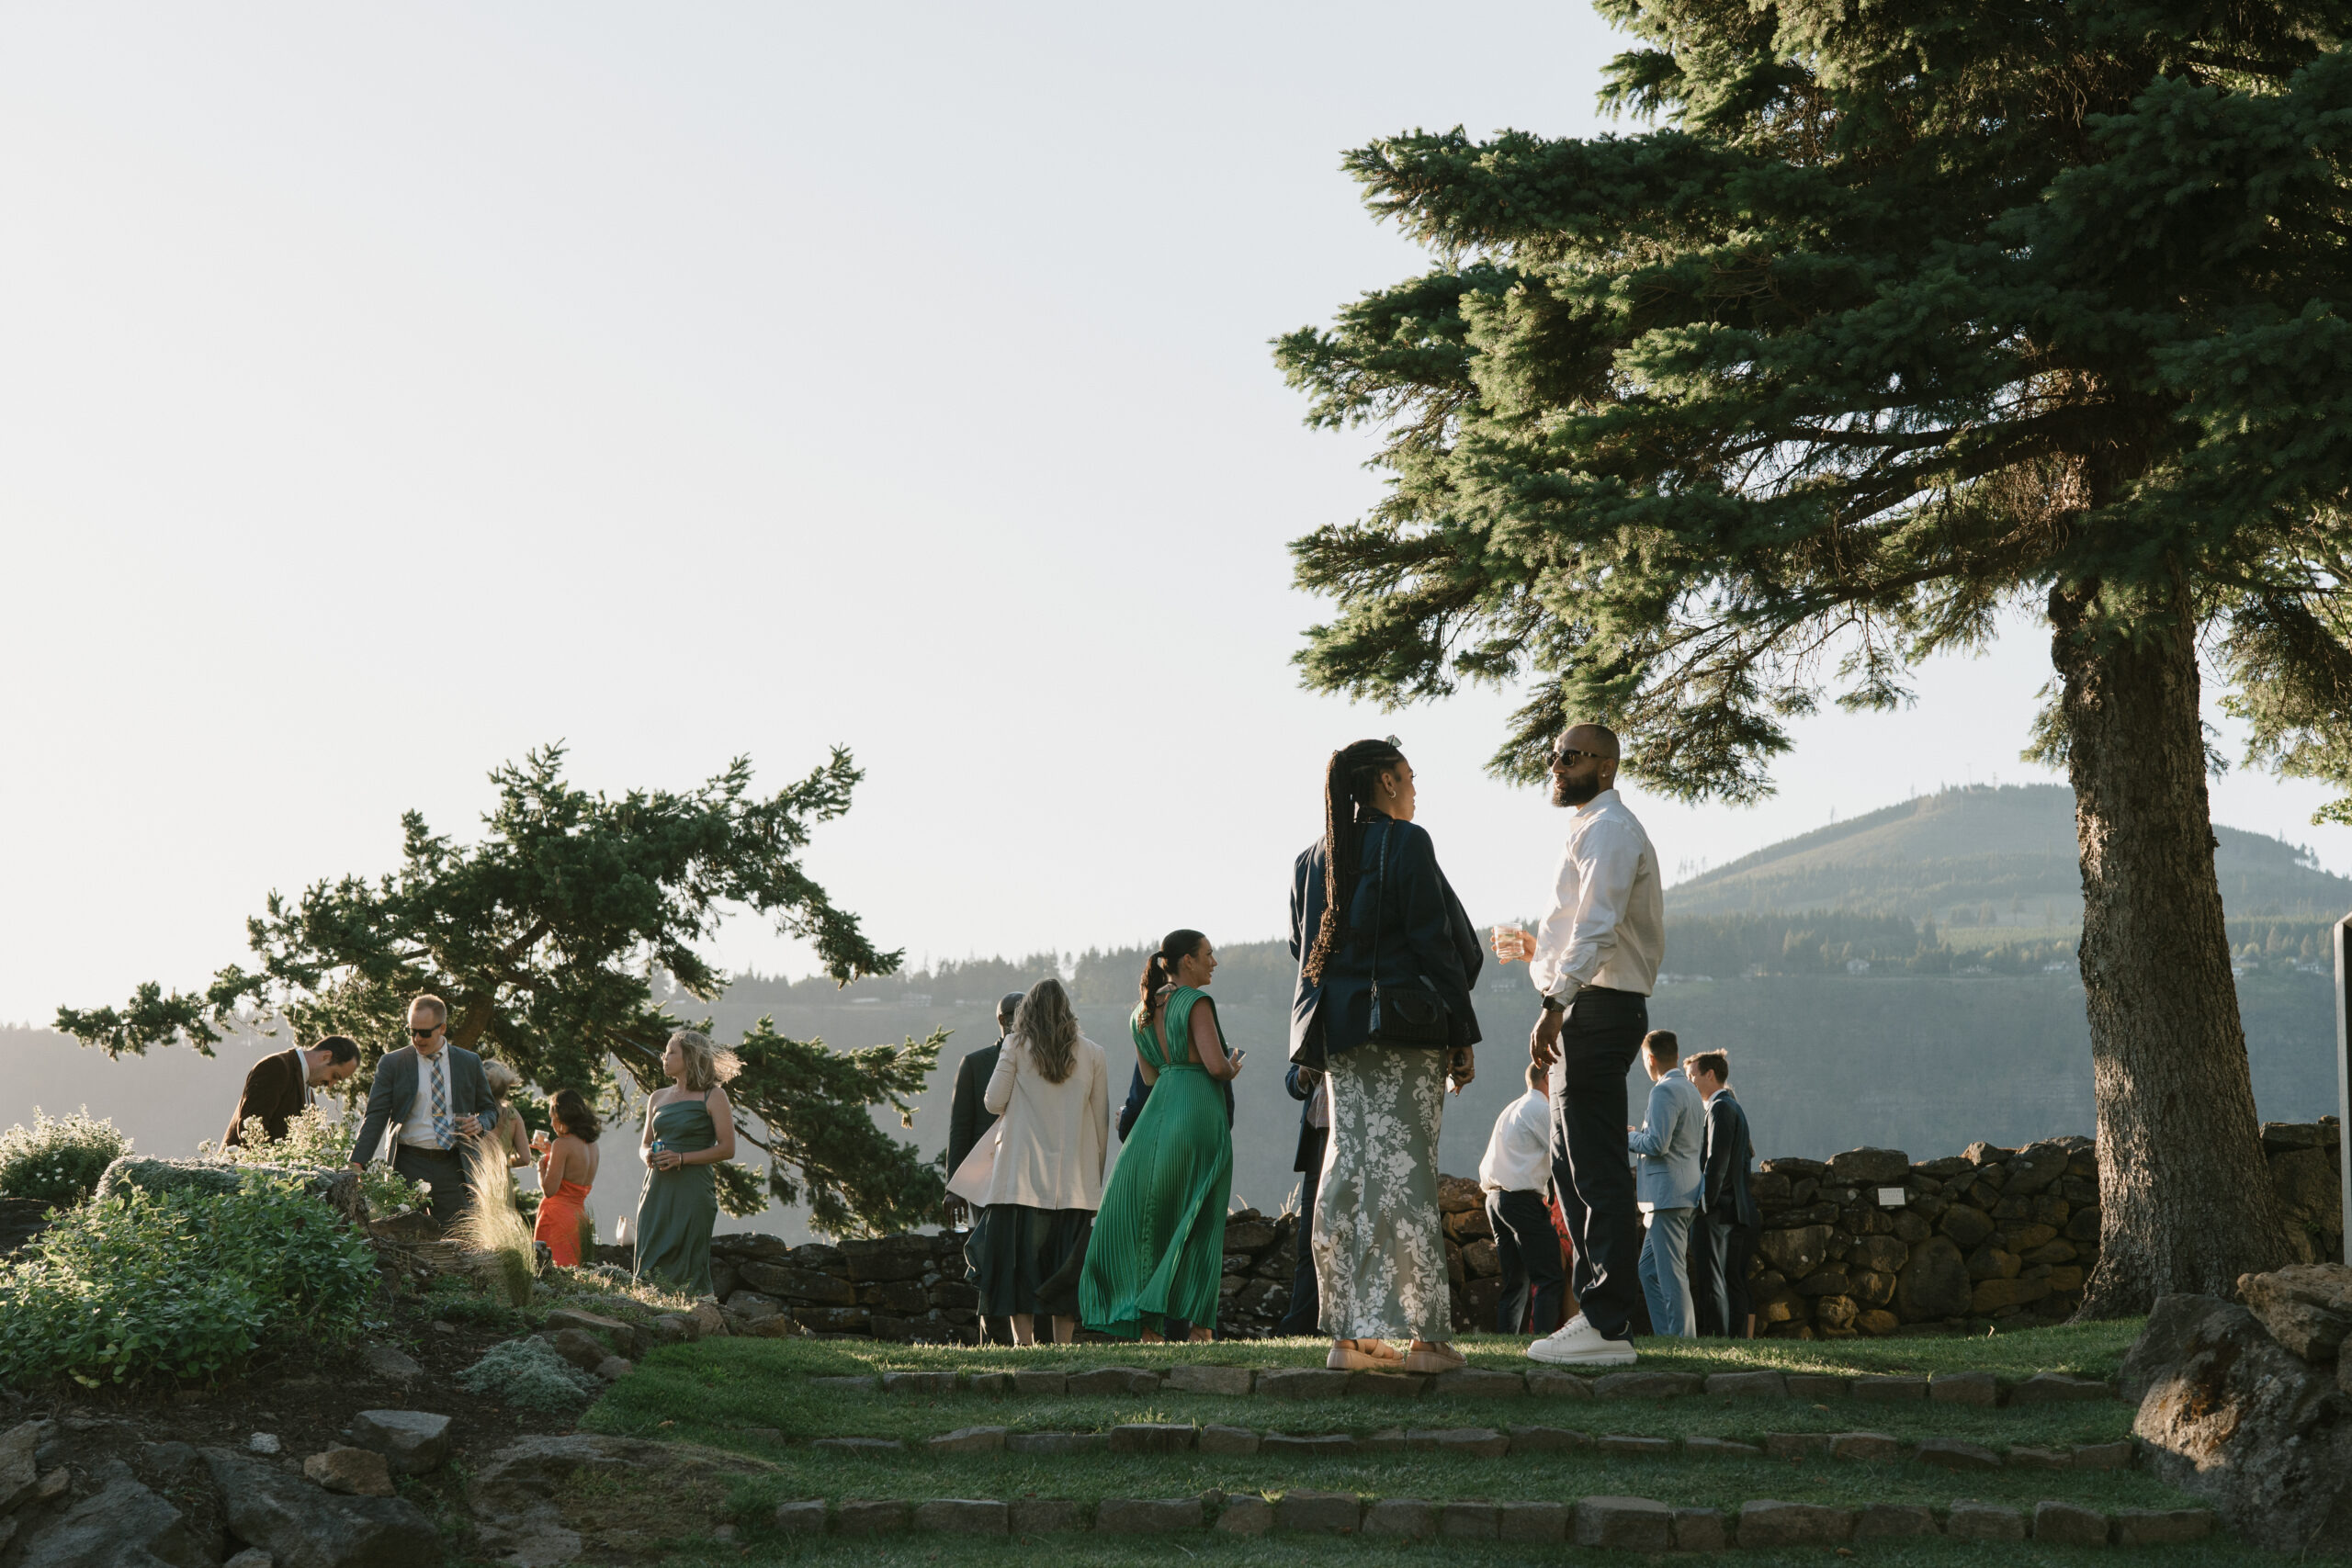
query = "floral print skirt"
xmin=1311 ymin=1043 xmax=1450 ymax=1342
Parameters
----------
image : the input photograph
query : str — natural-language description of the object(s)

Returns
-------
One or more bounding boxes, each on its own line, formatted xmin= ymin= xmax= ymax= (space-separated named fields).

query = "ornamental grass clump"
xmin=0 ymin=1178 xmax=376 ymax=1387
xmin=451 ymin=1135 xmax=536 ymax=1308
xmin=0 ymin=1107 xmax=130 ymax=1208
xmin=456 ymin=1337 xmax=602 ymax=1413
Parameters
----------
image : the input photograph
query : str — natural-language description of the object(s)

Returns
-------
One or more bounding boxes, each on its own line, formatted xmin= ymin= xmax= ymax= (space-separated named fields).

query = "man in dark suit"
xmin=1686 ymin=1050 xmax=1759 ymax=1337
xmin=1278 ymin=1063 xmax=1329 ymax=1335
xmin=221 ymin=1036 xmax=360 ymax=1148
xmin=948 ymin=992 xmax=1023 ymax=1348
xmin=345 ymin=994 xmax=501 ymax=1227
xmin=946 ymin=992 xmax=1025 ymax=1213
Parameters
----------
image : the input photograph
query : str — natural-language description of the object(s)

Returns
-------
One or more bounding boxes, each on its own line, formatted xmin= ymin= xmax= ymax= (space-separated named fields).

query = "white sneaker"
xmin=1526 ymin=1313 xmax=1636 ymax=1367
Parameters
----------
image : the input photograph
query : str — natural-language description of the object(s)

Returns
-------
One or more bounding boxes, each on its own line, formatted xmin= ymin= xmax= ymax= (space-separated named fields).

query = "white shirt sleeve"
xmin=1533 ymin=818 xmax=1641 ymax=999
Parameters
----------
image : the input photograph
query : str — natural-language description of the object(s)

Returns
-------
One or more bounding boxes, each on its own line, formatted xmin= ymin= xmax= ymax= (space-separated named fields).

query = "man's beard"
xmin=1551 ymin=774 xmax=1602 ymax=807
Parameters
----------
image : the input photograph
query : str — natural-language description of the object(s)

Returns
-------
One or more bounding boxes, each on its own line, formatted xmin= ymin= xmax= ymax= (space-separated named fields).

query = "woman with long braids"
xmin=1288 ymin=738 xmax=1483 ymax=1372
xmin=1080 ymin=930 xmax=1241 ymax=1340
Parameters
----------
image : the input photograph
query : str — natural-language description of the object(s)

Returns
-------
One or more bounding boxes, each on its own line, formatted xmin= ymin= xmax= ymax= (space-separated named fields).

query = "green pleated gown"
xmin=1080 ymin=987 xmax=1233 ymax=1337
xmin=634 ymin=1096 xmax=718 ymax=1297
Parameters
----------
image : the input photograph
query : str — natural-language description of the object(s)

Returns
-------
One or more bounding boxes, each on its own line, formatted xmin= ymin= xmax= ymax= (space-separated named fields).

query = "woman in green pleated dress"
xmin=634 ymin=1029 xmax=738 ymax=1298
xmin=1080 ymin=930 xmax=1242 ymax=1341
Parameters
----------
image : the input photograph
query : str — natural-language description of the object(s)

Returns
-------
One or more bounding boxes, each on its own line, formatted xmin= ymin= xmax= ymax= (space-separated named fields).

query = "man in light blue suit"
xmin=1626 ymin=1029 xmax=1705 ymax=1337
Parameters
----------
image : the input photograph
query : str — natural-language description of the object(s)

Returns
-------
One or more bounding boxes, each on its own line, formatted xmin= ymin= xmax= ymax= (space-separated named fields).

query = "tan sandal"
xmin=1325 ymin=1337 xmax=1405 ymax=1371
xmin=1403 ymin=1342 xmax=1467 ymax=1375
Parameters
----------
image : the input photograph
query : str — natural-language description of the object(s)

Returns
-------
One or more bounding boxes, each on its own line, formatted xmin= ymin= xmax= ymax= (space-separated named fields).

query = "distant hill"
xmin=1669 ymin=783 xmax=2352 ymax=928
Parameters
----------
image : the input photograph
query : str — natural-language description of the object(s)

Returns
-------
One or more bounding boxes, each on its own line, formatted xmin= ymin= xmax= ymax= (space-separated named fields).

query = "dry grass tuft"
xmin=452 ymin=1135 xmax=537 ymax=1307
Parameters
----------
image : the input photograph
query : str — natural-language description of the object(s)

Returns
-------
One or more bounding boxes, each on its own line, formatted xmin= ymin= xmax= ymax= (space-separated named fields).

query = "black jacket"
xmin=1702 ymin=1088 xmax=1759 ymax=1230
xmin=946 ymin=1040 xmax=1004 ymax=1175
xmin=1288 ymin=813 xmax=1483 ymax=1063
xmin=1116 ymin=1062 xmax=1234 ymax=1143
xmin=1284 ymin=1063 xmax=1328 ymax=1174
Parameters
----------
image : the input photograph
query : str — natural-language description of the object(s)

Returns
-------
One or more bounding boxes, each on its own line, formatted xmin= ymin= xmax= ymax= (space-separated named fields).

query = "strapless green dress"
xmin=1080 ymin=987 xmax=1233 ymax=1337
xmin=634 ymin=1096 xmax=718 ymax=1297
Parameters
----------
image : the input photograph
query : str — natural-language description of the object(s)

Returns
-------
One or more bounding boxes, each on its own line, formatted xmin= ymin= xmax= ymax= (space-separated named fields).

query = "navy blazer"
xmin=1702 ymin=1088 xmax=1760 ymax=1230
xmin=1284 ymin=1062 xmax=1327 ymax=1174
xmin=349 ymin=1043 xmax=499 ymax=1166
xmin=1289 ymin=814 xmax=1483 ymax=1063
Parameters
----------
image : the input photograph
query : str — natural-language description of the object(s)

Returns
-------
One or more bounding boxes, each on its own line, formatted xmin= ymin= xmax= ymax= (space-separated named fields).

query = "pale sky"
xmin=6 ymin=5 xmax=2347 ymax=1032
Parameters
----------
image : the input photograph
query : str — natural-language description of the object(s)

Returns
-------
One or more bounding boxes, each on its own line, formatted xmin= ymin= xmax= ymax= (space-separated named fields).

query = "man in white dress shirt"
xmin=1478 ymin=1060 xmax=1562 ymax=1335
xmin=346 ymin=993 xmax=500 ymax=1227
xmin=1493 ymin=722 xmax=1665 ymax=1366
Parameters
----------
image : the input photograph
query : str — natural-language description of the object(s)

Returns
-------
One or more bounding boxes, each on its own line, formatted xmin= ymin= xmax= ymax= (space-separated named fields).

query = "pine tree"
xmin=57 ymin=746 xmax=944 ymax=1237
xmin=1275 ymin=0 xmax=2352 ymax=1311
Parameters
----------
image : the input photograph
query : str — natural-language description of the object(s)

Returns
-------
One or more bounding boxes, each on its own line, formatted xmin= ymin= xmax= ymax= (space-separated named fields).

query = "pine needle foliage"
xmin=55 ymin=746 xmax=944 ymax=1237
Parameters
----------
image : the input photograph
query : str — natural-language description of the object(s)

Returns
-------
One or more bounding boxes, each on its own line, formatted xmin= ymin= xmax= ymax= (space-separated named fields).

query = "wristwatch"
xmin=1542 ymin=994 xmax=1567 ymax=1015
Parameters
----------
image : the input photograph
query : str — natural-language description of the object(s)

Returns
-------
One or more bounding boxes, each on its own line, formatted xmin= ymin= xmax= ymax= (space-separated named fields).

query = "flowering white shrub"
xmin=0 ymin=1108 xmax=130 ymax=1208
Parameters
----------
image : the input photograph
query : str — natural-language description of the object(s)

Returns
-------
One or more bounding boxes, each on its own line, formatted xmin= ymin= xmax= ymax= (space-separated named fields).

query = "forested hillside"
xmin=13 ymin=784 xmax=2339 ymax=1246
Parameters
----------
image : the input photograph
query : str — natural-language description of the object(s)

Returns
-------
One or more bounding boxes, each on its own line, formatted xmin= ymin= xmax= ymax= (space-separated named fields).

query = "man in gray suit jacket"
xmin=1625 ymin=1029 xmax=1705 ymax=1337
xmin=346 ymin=993 xmax=501 ymax=1226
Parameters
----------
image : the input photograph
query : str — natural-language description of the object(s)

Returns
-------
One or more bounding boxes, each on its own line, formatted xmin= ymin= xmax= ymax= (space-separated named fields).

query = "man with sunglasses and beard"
xmin=347 ymin=993 xmax=503 ymax=1228
xmin=1491 ymin=724 xmax=1664 ymax=1367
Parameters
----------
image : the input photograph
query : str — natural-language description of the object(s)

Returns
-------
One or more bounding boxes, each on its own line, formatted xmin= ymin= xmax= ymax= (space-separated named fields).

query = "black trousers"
xmin=1692 ymin=1219 xmax=1761 ymax=1337
xmin=393 ymin=1143 xmax=472 ymax=1228
xmin=1278 ymin=1128 xmax=1329 ymax=1336
xmin=1546 ymin=986 xmax=1648 ymax=1341
xmin=1485 ymin=1188 xmax=1565 ymax=1335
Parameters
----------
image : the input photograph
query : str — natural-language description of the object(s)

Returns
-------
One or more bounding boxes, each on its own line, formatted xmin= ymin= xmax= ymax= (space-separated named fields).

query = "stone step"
xmin=821 ymin=1421 xmax=2135 ymax=1471
xmin=768 ymin=1491 xmax=2215 ymax=1547
xmin=805 ymin=1365 xmax=2120 ymax=1404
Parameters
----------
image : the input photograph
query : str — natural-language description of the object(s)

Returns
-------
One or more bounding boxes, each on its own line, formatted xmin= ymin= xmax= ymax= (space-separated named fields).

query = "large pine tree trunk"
xmin=2052 ymin=582 xmax=2290 ymax=1315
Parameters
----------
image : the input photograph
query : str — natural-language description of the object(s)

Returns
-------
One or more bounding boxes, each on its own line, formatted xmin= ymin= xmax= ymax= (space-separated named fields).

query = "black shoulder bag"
xmin=1364 ymin=820 xmax=1453 ymax=1047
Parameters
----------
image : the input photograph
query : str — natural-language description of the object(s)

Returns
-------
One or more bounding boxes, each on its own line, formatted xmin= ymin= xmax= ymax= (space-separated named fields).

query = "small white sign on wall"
xmin=1876 ymin=1187 xmax=1906 ymax=1207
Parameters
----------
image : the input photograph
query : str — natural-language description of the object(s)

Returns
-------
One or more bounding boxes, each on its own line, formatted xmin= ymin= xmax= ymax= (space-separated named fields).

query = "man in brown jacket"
xmin=221 ymin=1036 xmax=361 ymax=1148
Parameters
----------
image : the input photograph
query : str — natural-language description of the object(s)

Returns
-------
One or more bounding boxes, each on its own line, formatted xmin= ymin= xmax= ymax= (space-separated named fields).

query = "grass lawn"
xmin=544 ymin=1318 xmax=2251 ymax=1567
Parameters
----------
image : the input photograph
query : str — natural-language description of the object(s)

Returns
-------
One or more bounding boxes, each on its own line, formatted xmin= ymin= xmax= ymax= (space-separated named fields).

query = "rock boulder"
xmin=2237 ymin=1264 xmax=2352 ymax=1362
xmin=2123 ymin=1294 xmax=2352 ymax=1552
xmin=201 ymin=1448 xmax=441 ymax=1568
xmin=11 ymin=1460 xmax=210 ymax=1568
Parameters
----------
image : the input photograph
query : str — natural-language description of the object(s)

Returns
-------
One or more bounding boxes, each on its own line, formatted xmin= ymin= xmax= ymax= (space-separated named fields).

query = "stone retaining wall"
xmin=601 ymin=1120 xmax=2340 ymax=1345
xmin=765 ymin=1492 xmax=2216 ymax=1547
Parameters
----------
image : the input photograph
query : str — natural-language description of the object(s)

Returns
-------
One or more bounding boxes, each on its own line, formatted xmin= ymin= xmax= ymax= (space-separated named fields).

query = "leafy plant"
xmin=456 ymin=1337 xmax=602 ymax=1413
xmin=0 ymin=1108 xmax=131 ymax=1209
xmin=0 ymin=1178 xmax=377 ymax=1387
xmin=203 ymin=1103 xmax=427 ymax=1217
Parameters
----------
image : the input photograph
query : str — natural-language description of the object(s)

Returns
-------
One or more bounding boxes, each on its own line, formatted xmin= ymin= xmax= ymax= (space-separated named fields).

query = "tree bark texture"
xmin=2052 ymin=582 xmax=2290 ymax=1315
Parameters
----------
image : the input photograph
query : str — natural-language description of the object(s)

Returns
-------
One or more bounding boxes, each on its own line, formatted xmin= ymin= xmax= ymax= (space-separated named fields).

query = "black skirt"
xmin=967 ymin=1203 xmax=1092 ymax=1317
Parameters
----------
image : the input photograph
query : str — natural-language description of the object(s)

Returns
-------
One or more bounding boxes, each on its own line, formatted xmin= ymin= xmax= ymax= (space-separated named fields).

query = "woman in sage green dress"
xmin=634 ymin=1029 xmax=738 ymax=1298
xmin=1080 ymin=930 xmax=1242 ymax=1341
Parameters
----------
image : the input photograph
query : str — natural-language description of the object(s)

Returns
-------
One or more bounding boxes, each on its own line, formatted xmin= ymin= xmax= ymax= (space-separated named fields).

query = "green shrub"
xmin=0 ymin=1108 xmax=131 ymax=1208
xmin=456 ymin=1337 xmax=603 ymax=1413
xmin=0 ymin=1178 xmax=379 ymax=1388
xmin=203 ymin=1104 xmax=428 ymax=1218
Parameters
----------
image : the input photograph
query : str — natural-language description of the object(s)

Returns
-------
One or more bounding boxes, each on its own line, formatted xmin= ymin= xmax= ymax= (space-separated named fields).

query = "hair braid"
xmin=1303 ymin=738 xmax=1406 ymax=984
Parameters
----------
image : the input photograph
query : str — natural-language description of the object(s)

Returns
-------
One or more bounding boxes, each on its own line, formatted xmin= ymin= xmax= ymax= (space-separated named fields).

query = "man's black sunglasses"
xmin=410 ymin=1026 xmax=441 ymax=1037
xmin=1550 ymin=747 xmax=1611 ymax=767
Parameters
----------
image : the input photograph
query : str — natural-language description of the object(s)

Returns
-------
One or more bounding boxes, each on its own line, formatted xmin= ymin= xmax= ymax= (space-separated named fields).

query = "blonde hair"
xmin=409 ymin=993 xmax=448 ymax=1026
xmin=1012 ymin=978 xmax=1080 ymax=1085
xmin=668 ymin=1029 xmax=741 ymax=1093
xmin=483 ymin=1060 xmax=523 ymax=1097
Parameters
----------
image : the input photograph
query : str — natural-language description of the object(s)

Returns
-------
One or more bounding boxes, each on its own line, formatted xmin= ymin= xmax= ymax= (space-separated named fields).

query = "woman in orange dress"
xmin=531 ymin=1088 xmax=602 ymax=1268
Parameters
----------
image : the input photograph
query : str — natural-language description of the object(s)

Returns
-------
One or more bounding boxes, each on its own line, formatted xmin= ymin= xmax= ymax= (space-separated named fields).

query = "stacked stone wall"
xmin=629 ymin=1119 xmax=2340 ymax=1345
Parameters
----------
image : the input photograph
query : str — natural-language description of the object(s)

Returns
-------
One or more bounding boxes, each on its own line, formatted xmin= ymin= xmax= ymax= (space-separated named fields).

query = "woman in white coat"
xmin=970 ymin=977 xmax=1109 ymax=1345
